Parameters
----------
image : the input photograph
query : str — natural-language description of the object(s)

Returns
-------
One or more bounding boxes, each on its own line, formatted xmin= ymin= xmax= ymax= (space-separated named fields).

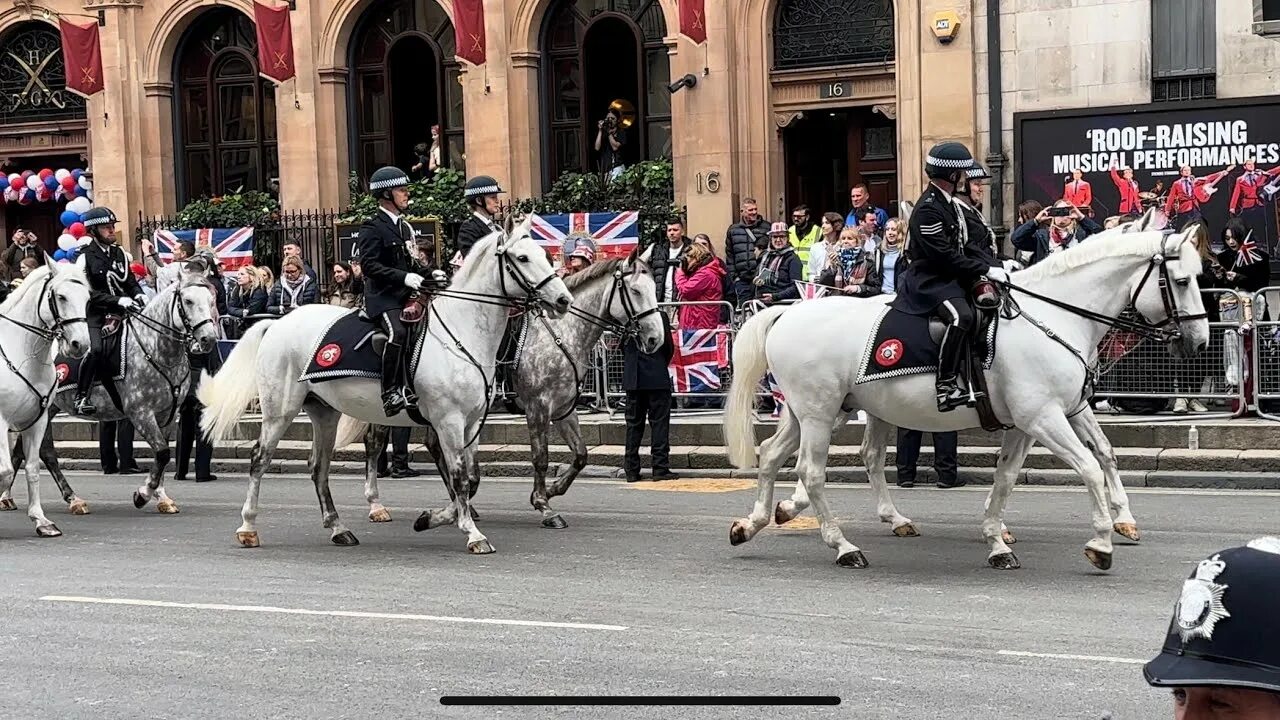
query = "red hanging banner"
xmin=59 ymin=18 xmax=104 ymax=98
xmin=679 ymin=0 xmax=707 ymax=44
xmin=253 ymin=1 xmax=296 ymax=83
xmin=453 ymin=0 xmax=487 ymax=66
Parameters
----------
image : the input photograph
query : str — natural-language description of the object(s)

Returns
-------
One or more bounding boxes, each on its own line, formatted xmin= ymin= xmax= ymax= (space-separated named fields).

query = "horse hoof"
xmin=68 ymin=498 xmax=91 ymax=515
xmin=773 ymin=503 xmax=797 ymax=525
xmin=892 ymin=523 xmax=920 ymax=538
xmin=1084 ymin=547 xmax=1113 ymax=571
xmin=368 ymin=507 xmax=392 ymax=523
xmin=156 ymin=499 xmax=180 ymax=514
xmin=331 ymin=530 xmax=360 ymax=546
xmin=541 ymin=515 xmax=568 ymax=530
xmin=988 ymin=552 xmax=1021 ymax=570
xmin=1002 ymin=529 xmax=1017 ymax=545
xmin=236 ymin=531 xmax=260 ymax=548
xmin=0 ymin=498 xmax=17 ymax=511
xmin=467 ymin=539 xmax=496 ymax=555
xmin=35 ymin=523 xmax=62 ymax=538
xmin=729 ymin=520 xmax=751 ymax=546
xmin=413 ymin=512 xmax=432 ymax=532
xmin=1113 ymin=523 xmax=1141 ymax=542
xmin=132 ymin=491 xmax=149 ymax=509
xmin=836 ymin=550 xmax=869 ymax=568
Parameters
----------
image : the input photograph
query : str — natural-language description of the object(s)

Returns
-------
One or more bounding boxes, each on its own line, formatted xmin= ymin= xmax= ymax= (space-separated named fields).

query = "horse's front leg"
xmin=33 ymin=412 xmax=90 ymax=514
xmin=983 ymin=429 xmax=1035 ymax=569
xmin=1069 ymin=409 xmax=1139 ymax=542
xmin=526 ymin=410 xmax=563 ymax=528
xmin=19 ymin=419 xmax=61 ymax=537
xmin=132 ymin=415 xmax=177 ymax=513
xmin=453 ymin=441 xmax=493 ymax=554
xmin=363 ymin=424 xmax=392 ymax=523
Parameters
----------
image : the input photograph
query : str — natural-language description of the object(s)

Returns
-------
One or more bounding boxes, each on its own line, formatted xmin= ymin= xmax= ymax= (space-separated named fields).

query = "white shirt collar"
xmin=473 ymin=210 xmax=494 ymax=227
xmin=929 ymin=181 xmax=953 ymax=202
xmin=380 ymin=206 xmax=402 ymax=225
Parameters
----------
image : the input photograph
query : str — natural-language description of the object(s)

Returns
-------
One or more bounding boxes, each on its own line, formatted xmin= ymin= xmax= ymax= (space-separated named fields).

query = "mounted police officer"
xmin=75 ymin=206 xmax=147 ymax=416
xmin=892 ymin=142 xmax=997 ymax=413
xmin=455 ymin=175 xmax=504 ymax=261
xmin=355 ymin=166 xmax=442 ymax=417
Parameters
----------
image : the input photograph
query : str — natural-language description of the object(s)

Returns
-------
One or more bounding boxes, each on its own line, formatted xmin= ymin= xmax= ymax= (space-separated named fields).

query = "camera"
xmin=1047 ymin=206 xmax=1072 ymax=218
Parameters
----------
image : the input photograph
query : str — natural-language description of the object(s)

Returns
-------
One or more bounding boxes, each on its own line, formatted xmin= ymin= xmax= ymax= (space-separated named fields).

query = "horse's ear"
xmin=1135 ymin=207 xmax=1155 ymax=230
xmin=502 ymin=212 xmax=517 ymax=238
xmin=638 ymin=244 xmax=653 ymax=266
xmin=44 ymin=251 xmax=58 ymax=272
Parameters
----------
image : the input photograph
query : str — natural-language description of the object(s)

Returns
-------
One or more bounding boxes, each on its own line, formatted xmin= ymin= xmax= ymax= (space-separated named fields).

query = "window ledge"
xmin=1252 ymin=19 xmax=1280 ymax=37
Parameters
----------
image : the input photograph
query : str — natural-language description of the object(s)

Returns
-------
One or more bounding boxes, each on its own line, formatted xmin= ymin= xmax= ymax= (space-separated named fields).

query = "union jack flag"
xmin=763 ymin=371 xmax=785 ymax=418
xmin=668 ymin=328 xmax=730 ymax=393
xmin=795 ymin=281 xmax=829 ymax=300
xmin=153 ymin=228 xmax=256 ymax=270
xmin=530 ymin=212 xmax=639 ymax=261
xmin=1237 ymin=232 xmax=1263 ymax=266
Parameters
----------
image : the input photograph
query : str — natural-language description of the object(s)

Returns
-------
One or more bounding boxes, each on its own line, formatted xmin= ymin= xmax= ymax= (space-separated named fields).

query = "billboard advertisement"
xmin=1015 ymin=97 xmax=1280 ymax=263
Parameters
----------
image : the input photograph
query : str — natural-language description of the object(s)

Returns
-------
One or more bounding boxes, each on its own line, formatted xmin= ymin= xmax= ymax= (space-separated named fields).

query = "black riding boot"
xmin=381 ymin=343 xmax=407 ymax=416
xmin=935 ymin=328 xmax=968 ymax=413
xmin=74 ymin=358 xmax=98 ymax=416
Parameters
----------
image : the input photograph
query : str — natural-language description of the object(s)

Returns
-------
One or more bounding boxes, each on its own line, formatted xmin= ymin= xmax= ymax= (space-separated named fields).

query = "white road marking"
xmin=997 ymin=649 xmax=1146 ymax=665
xmin=40 ymin=595 xmax=628 ymax=632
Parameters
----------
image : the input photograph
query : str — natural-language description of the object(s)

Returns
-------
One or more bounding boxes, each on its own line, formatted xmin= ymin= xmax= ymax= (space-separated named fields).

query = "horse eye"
xmin=1175 ymin=278 xmax=1190 ymax=287
xmin=57 ymin=294 xmax=67 ymax=302
xmin=518 ymin=254 xmax=529 ymax=262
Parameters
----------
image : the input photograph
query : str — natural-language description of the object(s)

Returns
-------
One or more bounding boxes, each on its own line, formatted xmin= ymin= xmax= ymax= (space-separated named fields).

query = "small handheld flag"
xmin=795 ymin=281 xmax=829 ymax=301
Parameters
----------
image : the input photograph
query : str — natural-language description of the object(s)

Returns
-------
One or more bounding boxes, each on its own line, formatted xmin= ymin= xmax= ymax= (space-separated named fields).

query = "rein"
xmin=0 ymin=273 xmax=89 ymax=431
xmin=123 ymin=287 xmax=214 ymax=428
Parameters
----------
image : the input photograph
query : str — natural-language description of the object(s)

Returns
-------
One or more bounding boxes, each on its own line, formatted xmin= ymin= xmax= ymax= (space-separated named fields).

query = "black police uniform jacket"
xmin=957 ymin=199 xmax=1000 ymax=266
xmin=355 ymin=210 xmax=419 ymax=318
xmin=623 ymin=312 xmax=675 ymax=392
xmin=81 ymin=240 xmax=142 ymax=322
xmin=891 ymin=184 xmax=992 ymax=316
xmin=455 ymin=212 xmax=498 ymax=260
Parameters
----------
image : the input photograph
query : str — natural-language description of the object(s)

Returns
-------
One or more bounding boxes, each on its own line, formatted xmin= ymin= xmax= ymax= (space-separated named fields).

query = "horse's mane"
xmin=564 ymin=258 xmax=624 ymax=289
xmin=449 ymin=228 xmax=505 ymax=287
xmin=0 ymin=264 xmax=84 ymax=315
xmin=1014 ymin=228 xmax=1199 ymax=283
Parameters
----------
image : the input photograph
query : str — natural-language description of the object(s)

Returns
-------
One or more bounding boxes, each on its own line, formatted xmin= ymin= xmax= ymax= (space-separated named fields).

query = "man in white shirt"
xmin=141 ymin=238 xmax=194 ymax=294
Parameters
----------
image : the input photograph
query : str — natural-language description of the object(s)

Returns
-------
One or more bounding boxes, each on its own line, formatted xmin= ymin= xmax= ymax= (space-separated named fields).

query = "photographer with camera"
xmin=1010 ymin=199 xmax=1101 ymax=267
xmin=595 ymin=107 xmax=627 ymax=182
xmin=3 ymin=228 xmax=45 ymax=282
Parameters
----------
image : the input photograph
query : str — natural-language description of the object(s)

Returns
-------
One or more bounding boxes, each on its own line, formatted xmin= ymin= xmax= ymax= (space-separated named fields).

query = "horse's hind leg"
xmin=983 ymin=429 xmax=1035 ymax=569
xmin=793 ymin=415 xmax=865 ymax=567
xmin=730 ymin=408 xmax=801 ymax=546
xmin=306 ymin=402 xmax=356 ymax=546
xmin=131 ymin=414 xmax=177 ymax=514
xmin=1069 ymin=409 xmax=1138 ymax=542
xmin=363 ymin=424 xmax=392 ymax=523
xmin=235 ymin=412 xmax=293 ymax=548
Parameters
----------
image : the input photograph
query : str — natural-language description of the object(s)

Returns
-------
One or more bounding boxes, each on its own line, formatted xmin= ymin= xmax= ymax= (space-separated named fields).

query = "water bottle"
xmin=1188 ymin=425 xmax=1199 ymax=451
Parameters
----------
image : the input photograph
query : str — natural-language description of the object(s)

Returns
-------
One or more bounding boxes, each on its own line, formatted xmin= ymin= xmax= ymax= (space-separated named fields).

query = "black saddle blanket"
xmin=54 ymin=327 xmax=128 ymax=392
xmin=298 ymin=310 xmax=424 ymax=384
xmin=856 ymin=306 xmax=996 ymax=385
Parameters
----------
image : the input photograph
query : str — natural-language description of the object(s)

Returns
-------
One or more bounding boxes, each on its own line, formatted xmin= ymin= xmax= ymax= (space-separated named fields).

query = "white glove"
xmin=430 ymin=269 xmax=448 ymax=285
xmin=1001 ymin=258 xmax=1024 ymax=273
xmin=986 ymin=267 xmax=1010 ymax=284
xmin=117 ymin=297 xmax=134 ymax=310
xmin=404 ymin=273 xmax=425 ymax=290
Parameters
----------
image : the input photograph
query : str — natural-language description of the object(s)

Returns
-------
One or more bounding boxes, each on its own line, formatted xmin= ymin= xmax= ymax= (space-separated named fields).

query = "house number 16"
xmin=696 ymin=171 xmax=721 ymax=194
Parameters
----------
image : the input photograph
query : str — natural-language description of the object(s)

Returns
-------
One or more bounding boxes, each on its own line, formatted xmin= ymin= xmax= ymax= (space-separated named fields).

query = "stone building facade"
xmin=1 ymin=0 xmax=1276 ymax=254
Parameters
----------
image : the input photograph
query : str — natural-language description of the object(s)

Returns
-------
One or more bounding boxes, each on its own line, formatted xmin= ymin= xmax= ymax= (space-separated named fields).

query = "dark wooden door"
xmin=783 ymin=107 xmax=897 ymax=221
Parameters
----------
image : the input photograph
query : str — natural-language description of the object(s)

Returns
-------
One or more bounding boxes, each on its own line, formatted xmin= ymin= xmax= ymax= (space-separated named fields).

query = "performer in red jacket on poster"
xmin=1109 ymin=164 xmax=1142 ymax=215
xmin=1164 ymin=164 xmax=1235 ymax=225
xmin=1062 ymin=169 xmax=1092 ymax=213
xmin=1229 ymin=159 xmax=1280 ymax=216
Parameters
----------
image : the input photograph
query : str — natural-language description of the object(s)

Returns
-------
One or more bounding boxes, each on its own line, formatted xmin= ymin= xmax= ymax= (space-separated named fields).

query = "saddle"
xmin=54 ymin=325 xmax=128 ymax=392
xmin=858 ymin=300 xmax=1004 ymax=431
xmin=299 ymin=308 xmax=427 ymax=384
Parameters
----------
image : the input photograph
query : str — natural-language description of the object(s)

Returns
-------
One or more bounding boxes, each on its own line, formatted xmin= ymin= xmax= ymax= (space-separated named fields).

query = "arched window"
xmin=349 ymin=0 xmax=463 ymax=182
xmin=0 ymin=21 xmax=86 ymax=124
xmin=542 ymin=0 xmax=671 ymax=185
xmin=175 ymin=8 xmax=279 ymax=203
xmin=773 ymin=0 xmax=895 ymax=70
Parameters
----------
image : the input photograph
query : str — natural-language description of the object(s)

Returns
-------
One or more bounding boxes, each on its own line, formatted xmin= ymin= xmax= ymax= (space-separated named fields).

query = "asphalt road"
xmin=2 ymin=472 xmax=1275 ymax=720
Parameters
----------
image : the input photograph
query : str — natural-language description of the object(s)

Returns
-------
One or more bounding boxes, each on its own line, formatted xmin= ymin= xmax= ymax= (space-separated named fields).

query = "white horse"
xmin=724 ymin=220 xmax=1209 ymax=571
xmin=0 ymin=261 xmax=92 ymax=537
xmin=198 ymin=220 xmax=573 ymax=553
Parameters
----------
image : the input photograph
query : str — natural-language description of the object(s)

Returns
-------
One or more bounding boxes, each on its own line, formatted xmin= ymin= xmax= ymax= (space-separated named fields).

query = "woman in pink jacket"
xmin=673 ymin=242 xmax=725 ymax=329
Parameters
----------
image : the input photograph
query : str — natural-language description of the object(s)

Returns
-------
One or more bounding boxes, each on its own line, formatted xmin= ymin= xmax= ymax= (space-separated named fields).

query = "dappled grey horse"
xmin=2 ymin=271 xmax=219 ymax=516
xmin=342 ymin=250 xmax=664 ymax=529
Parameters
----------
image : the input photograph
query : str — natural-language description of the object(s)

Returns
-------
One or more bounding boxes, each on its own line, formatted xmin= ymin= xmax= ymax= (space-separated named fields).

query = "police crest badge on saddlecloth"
xmin=1176 ymin=554 xmax=1231 ymax=644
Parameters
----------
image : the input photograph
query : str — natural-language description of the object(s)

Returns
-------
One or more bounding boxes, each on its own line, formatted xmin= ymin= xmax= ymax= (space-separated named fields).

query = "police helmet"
xmin=925 ymin=142 xmax=975 ymax=181
xmin=1144 ymin=537 xmax=1280 ymax=695
xmin=81 ymin=206 xmax=118 ymax=229
xmin=464 ymin=175 xmax=504 ymax=206
xmin=369 ymin=166 xmax=410 ymax=199
xmin=965 ymin=163 xmax=992 ymax=181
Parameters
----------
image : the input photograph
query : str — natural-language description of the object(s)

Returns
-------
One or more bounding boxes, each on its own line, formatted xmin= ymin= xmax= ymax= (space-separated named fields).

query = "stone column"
xmin=85 ymin=0 xmax=147 ymax=251
xmin=915 ymin=0 xmax=978 ymax=195
xmin=315 ymin=67 xmax=350 ymax=209
xmin=506 ymin=50 xmax=541 ymax=198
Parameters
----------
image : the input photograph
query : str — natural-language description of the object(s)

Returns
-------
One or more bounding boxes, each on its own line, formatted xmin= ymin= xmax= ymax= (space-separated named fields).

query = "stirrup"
xmin=402 ymin=385 xmax=419 ymax=407
xmin=74 ymin=398 xmax=97 ymax=416
xmin=382 ymin=390 xmax=407 ymax=417
xmin=935 ymin=381 xmax=965 ymax=413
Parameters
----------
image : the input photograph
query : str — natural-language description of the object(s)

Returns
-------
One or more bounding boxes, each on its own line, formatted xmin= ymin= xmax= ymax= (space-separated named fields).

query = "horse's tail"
xmin=335 ymin=415 xmax=369 ymax=450
xmin=198 ymin=320 xmax=274 ymax=442
xmin=724 ymin=304 xmax=790 ymax=469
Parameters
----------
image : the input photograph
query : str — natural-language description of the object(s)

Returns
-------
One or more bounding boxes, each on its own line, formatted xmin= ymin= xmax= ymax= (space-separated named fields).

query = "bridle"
xmin=125 ymin=283 xmax=218 ymax=427
xmin=0 ymin=271 xmax=89 ymax=431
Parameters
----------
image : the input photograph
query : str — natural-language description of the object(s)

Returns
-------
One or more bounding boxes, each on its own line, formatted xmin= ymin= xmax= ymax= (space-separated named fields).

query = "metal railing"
xmin=1253 ymin=287 xmax=1280 ymax=421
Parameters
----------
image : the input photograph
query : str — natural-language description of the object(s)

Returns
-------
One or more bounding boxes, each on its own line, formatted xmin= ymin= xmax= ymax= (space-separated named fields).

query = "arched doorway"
xmin=772 ymin=0 xmax=897 ymax=219
xmin=174 ymin=7 xmax=279 ymax=204
xmin=541 ymin=0 xmax=671 ymax=185
xmin=348 ymin=0 xmax=463 ymax=182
